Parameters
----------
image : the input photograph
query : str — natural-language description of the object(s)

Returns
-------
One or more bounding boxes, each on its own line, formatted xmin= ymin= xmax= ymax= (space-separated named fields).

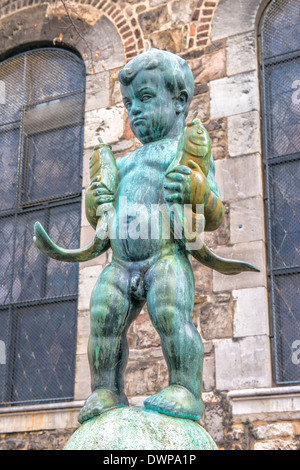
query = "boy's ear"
xmin=175 ymin=90 xmax=188 ymax=114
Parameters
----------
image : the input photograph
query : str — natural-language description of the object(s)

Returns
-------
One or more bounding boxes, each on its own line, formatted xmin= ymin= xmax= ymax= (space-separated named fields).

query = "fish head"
xmin=182 ymin=113 xmax=211 ymax=176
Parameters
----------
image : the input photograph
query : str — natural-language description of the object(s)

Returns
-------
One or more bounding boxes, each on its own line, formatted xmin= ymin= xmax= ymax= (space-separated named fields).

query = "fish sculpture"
xmin=33 ymin=138 xmax=119 ymax=262
xmin=164 ymin=113 xmax=260 ymax=275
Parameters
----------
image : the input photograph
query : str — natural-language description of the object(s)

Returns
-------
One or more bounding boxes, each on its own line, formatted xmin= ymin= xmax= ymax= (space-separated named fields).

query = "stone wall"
xmin=0 ymin=0 xmax=299 ymax=451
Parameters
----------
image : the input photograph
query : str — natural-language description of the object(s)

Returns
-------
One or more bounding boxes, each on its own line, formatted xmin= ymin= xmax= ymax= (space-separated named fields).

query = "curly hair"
xmin=118 ymin=48 xmax=194 ymax=117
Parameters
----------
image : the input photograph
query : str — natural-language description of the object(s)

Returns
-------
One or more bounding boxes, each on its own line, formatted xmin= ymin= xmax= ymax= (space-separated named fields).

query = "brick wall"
xmin=0 ymin=0 xmax=299 ymax=451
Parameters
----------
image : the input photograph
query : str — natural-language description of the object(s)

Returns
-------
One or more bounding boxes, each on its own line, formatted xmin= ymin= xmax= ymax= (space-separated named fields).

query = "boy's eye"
xmin=141 ymin=94 xmax=152 ymax=102
xmin=124 ymin=101 xmax=132 ymax=110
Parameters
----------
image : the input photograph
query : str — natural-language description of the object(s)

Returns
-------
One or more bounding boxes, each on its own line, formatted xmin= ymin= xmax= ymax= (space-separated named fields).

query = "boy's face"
xmin=120 ymin=68 xmax=179 ymax=144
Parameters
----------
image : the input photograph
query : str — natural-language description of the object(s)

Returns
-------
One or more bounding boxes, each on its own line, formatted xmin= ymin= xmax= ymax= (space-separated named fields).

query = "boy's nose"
xmin=131 ymin=100 xmax=142 ymax=115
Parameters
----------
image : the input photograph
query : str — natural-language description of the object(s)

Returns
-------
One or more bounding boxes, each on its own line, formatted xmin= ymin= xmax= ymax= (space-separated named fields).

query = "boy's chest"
xmin=119 ymin=140 xmax=178 ymax=180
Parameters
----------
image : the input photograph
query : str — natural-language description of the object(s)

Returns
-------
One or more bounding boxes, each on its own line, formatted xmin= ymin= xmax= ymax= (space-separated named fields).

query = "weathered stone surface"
xmin=228 ymin=111 xmax=261 ymax=157
xmin=230 ymin=196 xmax=265 ymax=244
xmin=203 ymin=356 xmax=215 ymax=392
xmin=205 ymin=118 xmax=227 ymax=160
xmin=78 ymin=265 xmax=103 ymax=311
xmin=210 ymin=72 xmax=260 ymax=119
xmin=85 ymin=72 xmax=110 ymax=112
xmin=125 ymin=358 xmax=168 ymax=397
xmin=211 ymin=0 xmax=262 ymax=41
xmin=74 ymin=353 xmax=91 ymax=400
xmin=215 ymin=153 xmax=263 ymax=202
xmin=226 ymin=31 xmax=257 ymax=76
xmin=84 ymin=105 xmax=124 ymax=148
xmin=204 ymin=403 xmax=224 ymax=444
xmin=252 ymin=422 xmax=294 ymax=440
xmin=188 ymin=92 xmax=210 ymax=122
xmin=254 ymin=438 xmax=298 ymax=451
xmin=215 ymin=335 xmax=272 ymax=390
xmin=150 ymin=28 xmax=183 ymax=53
xmin=189 ymin=47 xmax=226 ymax=86
xmin=138 ymin=6 xmax=169 ymax=35
xmin=76 ymin=16 xmax=125 ymax=72
xmin=233 ymin=287 xmax=269 ymax=338
xmin=200 ymin=300 xmax=232 ymax=340
xmin=64 ymin=406 xmax=218 ymax=450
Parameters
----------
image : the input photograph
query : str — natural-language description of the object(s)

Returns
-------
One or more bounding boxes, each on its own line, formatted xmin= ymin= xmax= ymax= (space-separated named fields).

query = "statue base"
xmin=64 ymin=406 xmax=217 ymax=450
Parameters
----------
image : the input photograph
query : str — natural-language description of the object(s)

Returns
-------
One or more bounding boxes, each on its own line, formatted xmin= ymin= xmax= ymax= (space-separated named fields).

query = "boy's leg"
xmin=144 ymin=252 xmax=204 ymax=420
xmin=78 ymin=261 xmax=144 ymax=424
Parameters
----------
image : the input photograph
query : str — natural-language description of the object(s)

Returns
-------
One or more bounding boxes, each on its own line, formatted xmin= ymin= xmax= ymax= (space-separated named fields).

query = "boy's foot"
xmin=78 ymin=388 xmax=128 ymax=424
xmin=144 ymin=384 xmax=204 ymax=421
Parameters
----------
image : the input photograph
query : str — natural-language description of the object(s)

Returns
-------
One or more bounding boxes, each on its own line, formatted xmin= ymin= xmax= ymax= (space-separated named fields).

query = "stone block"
xmin=188 ymin=92 xmax=210 ymax=123
xmin=226 ymin=31 xmax=257 ymax=76
xmin=230 ymin=197 xmax=265 ymax=244
xmin=252 ymin=422 xmax=294 ymax=440
xmin=85 ymin=71 xmax=110 ymax=112
xmin=233 ymin=287 xmax=269 ymax=338
xmin=203 ymin=356 xmax=215 ymax=392
xmin=210 ymin=72 xmax=259 ymax=119
xmin=212 ymin=240 xmax=266 ymax=292
xmin=78 ymin=265 xmax=103 ymax=311
xmin=76 ymin=310 xmax=90 ymax=355
xmin=254 ymin=439 xmax=298 ymax=451
xmin=189 ymin=47 xmax=226 ymax=86
xmin=125 ymin=358 xmax=169 ymax=397
xmin=215 ymin=154 xmax=263 ymax=202
xmin=84 ymin=105 xmax=124 ymax=149
xmin=228 ymin=111 xmax=261 ymax=157
xmin=74 ymin=353 xmax=91 ymax=400
xmin=211 ymin=0 xmax=262 ymax=41
xmin=200 ymin=300 xmax=232 ymax=340
xmin=79 ymin=225 xmax=108 ymax=268
xmin=204 ymin=403 xmax=224 ymax=444
xmin=215 ymin=335 xmax=272 ymax=391
xmin=150 ymin=28 xmax=183 ymax=54
xmin=138 ymin=6 xmax=169 ymax=35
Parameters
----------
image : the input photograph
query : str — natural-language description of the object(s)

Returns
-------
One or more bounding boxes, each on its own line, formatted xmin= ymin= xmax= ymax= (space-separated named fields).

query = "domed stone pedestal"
xmin=64 ymin=406 xmax=217 ymax=450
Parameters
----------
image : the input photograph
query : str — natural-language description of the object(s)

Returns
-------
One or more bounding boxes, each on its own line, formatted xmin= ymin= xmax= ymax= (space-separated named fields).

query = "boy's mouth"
xmin=133 ymin=118 xmax=146 ymax=126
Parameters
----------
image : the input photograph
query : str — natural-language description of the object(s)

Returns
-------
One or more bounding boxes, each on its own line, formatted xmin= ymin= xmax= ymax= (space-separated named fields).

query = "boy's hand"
xmin=163 ymin=161 xmax=211 ymax=211
xmin=85 ymin=176 xmax=115 ymax=229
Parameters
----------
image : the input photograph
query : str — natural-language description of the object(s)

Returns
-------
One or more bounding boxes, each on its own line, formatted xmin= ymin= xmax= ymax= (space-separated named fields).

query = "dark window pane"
xmin=273 ymin=274 xmax=300 ymax=383
xmin=11 ymin=210 xmax=47 ymax=303
xmin=0 ymin=309 xmax=9 ymax=403
xmin=26 ymin=49 xmax=85 ymax=103
xmin=262 ymin=0 xmax=300 ymax=59
xmin=45 ymin=203 xmax=81 ymax=298
xmin=0 ymin=55 xmax=26 ymax=125
xmin=11 ymin=301 xmax=77 ymax=404
xmin=266 ymin=59 xmax=300 ymax=158
xmin=0 ymin=216 xmax=15 ymax=305
xmin=270 ymin=160 xmax=300 ymax=269
xmin=0 ymin=125 xmax=19 ymax=212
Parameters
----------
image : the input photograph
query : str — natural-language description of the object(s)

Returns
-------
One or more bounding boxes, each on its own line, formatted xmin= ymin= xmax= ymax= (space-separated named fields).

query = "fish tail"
xmin=33 ymin=220 xmax=110 ymax=263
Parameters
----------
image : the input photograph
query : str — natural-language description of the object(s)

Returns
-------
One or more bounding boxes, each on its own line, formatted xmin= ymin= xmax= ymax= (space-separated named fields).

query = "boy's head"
xmin=118 ymin=49 xmax=195 ymax=144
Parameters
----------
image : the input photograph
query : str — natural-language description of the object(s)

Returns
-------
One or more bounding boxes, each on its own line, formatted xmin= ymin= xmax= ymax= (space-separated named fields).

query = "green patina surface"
xmin=33 ymin=48 xmax=259 ymax=430
xmin=64 ymin=406 xmax=218 ymax=451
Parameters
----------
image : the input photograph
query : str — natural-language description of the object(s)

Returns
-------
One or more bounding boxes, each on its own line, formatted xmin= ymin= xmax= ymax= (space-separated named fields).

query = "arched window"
xmin=260 ymin=0 xmax=300 ymax=384
xmin=0 ymin=47 xmax=85 ymax=405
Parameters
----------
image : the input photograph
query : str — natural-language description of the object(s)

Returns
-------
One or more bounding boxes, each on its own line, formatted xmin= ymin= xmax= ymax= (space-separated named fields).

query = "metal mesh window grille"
xmin=0 ymin=47 xmax=85 ymax=405
xmin=260 ymin=0 xmax=300 ymax=384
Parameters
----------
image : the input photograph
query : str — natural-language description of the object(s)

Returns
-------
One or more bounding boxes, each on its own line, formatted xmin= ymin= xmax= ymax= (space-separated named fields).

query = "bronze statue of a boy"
xmin=34 ymin=48 xmax=258 ymax=424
